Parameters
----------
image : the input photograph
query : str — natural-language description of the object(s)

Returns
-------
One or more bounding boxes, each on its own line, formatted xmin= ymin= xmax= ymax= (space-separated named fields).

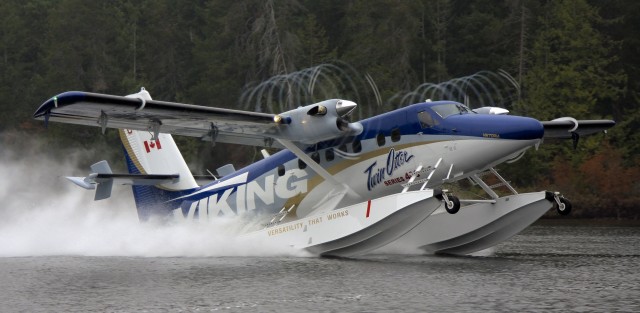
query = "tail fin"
xmin=120 ymin=129 xmax=198 ymax=220
xmin=119 ymin=127 xmax=199 ymax=221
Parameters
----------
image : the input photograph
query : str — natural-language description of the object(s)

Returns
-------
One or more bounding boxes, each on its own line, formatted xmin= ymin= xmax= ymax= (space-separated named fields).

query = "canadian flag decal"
xmin=144 ymin=139 xmax=162 ymax=153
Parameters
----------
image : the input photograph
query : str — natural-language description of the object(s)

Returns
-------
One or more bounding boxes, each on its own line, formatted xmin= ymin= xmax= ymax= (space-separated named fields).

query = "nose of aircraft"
xmin=450 ymin=114 xmax=544 ymax=140
xmin=499 ymin=116 xmax=544 ymax=140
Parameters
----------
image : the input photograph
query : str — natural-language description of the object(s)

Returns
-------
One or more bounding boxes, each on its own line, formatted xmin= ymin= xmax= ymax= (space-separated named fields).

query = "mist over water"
xmin=0 ymin=150 xmax=307 ymax=258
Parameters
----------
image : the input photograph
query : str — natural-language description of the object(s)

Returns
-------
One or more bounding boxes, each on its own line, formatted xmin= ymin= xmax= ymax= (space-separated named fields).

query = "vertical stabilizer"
xmin=120 ymin=129 xmax=199 ymax=221
xmin=120 ymin=129 xmax=198 ymax=190
xmin=119 ymin=88 xmax=199 ymax=221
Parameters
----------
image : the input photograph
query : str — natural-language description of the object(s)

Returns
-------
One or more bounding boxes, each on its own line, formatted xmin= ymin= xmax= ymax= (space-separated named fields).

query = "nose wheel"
xmin=441 ymin=191 xmax=460 ymax=214
xmin=547 ymin=191 xmax=572 ymax=216
xmin=555 ymin=197 xmax=572 ymax=216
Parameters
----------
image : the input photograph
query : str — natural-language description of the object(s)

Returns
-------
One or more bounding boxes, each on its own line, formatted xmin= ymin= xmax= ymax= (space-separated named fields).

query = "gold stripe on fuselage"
xmin=283 ymin=140 xmax=447 ymax=217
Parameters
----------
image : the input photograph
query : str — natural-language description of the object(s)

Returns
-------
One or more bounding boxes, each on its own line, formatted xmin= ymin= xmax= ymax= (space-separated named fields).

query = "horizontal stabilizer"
xmin=66 ymin=160 xmax=180 ymax=200
xmin=90 ymin=173 xmax=180 ymax=185
xmin=66 ymin=173 xmax=180 ymax=186
xmin=66 ymin=176 xmax=96 ymax=190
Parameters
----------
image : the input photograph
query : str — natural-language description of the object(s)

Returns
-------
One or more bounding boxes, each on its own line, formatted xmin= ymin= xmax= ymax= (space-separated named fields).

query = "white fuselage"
xmin=179 ymin=135 xmax=540 ymax=224
xmin=176 ymin=101 xmax=546 ymax=226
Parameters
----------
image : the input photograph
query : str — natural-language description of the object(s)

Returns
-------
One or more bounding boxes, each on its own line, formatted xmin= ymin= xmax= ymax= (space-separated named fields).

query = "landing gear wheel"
xmin=445 ymin=195 xmax=460 ymax=214
xmin=556 ymin=197 xmax=572 ymax=216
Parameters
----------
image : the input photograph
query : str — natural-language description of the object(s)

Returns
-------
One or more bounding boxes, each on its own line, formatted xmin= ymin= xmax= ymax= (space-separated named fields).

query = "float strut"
xmin=98 ymin=111 xmax=108 ymax=134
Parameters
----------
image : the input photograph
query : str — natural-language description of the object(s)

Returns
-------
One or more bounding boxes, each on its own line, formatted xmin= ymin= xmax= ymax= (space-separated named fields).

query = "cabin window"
xmin=376 ymin=133 xmax=386 ymax=146
xmin=352 ymin=140 xmax=362 ymax=153
xmin=298 ymin=159 xmax=307 ymax=169
xmin=418 ymin=111 xmax=437 ymax=128
xmin=325 ymin=149 xmax=335 ymax=162
xmin=277 ymin=165 xmax=285 ymax=176
xmin=311 ymin=152 xmax=320 ymax=164
xmin=391 ymin=128 xmax=401 ymax=142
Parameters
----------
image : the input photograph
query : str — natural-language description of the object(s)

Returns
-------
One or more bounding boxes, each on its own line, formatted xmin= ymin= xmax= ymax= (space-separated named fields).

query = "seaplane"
xmin=34 ymin=88 xmax=614 ymax=257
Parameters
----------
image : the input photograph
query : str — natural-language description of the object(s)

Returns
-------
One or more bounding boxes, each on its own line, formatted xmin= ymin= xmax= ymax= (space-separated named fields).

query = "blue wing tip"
xmin=33 ymin=91 xmax=86 ymax=118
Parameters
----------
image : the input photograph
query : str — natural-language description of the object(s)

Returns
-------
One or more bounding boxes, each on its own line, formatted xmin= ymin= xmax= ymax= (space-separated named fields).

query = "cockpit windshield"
xmin=431 ymin=103 xmax=473 ymax=119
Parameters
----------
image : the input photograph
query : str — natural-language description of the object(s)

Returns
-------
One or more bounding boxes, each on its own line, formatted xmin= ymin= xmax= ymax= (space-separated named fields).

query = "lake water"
xmin=1 ymin=222 xmax=638 ymax=312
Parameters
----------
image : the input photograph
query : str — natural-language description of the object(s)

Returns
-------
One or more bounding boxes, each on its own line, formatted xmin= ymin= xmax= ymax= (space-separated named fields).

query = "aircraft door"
xmin=415 ymin=109 xmax=458 ymax=185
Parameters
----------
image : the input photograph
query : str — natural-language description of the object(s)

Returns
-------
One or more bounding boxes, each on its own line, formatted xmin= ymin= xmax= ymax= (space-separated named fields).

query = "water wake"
xmin=0 ymin=151 xmax=307 ymax=258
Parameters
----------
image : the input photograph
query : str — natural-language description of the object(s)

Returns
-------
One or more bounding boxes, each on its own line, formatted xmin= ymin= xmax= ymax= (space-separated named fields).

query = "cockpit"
xmin=430 ymin=103 xmax=474 ymax=119
xmin=416 ymin=102 xmax=474 ymax=129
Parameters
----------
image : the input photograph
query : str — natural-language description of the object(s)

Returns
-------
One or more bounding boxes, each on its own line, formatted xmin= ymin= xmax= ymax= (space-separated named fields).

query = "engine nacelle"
xmin=273 ymin=99 xmax=363 ymax=144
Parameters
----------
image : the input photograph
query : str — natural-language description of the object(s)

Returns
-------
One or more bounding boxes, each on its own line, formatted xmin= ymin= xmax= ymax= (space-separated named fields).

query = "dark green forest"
xmin=0 ymin=0 xmax=638 ymax=218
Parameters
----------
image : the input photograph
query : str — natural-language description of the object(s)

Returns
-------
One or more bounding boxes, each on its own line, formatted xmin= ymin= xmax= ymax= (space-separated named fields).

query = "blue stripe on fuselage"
xmin=442 ymin=114 xmax=544 ymax=140
xmin=171 ymin=149 xmax=299 ymax=204
xmin=313 ymin=101 xmax=543 ymax=150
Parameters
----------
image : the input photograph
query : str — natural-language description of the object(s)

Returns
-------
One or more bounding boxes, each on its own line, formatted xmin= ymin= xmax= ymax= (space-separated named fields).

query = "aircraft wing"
xmin=34 ymin=90 xmax=362 ymax=148
xmin=33 ymin=91 xmax=286 ymax=147
xmin=541 ymin=118 xmax=615 ymax=139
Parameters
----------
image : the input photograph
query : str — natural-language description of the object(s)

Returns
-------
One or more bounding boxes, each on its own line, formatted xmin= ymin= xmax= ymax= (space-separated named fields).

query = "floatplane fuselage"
xmin=165 ymin=101 xmax=542 ymax=220
xmin=34 ymin=88 xmax=614 ymax=256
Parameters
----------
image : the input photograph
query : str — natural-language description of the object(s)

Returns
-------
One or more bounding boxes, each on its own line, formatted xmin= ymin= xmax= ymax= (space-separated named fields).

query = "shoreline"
xmin=535 ymin=218 xmax=640 ymax=227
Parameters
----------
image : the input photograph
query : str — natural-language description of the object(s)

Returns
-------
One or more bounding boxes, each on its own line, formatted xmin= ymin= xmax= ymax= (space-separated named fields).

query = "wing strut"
xmin=277 ymin=139 xmax=359 ymax=197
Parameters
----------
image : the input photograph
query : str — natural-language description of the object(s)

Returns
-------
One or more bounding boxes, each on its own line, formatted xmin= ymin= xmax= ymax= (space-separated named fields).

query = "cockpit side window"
xmin=417 ymin=111 xmax=438 ymax=128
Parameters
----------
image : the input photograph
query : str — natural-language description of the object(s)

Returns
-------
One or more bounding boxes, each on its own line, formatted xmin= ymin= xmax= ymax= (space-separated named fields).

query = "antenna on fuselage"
xmin=206 ymin=169 xmax=218 ymax=180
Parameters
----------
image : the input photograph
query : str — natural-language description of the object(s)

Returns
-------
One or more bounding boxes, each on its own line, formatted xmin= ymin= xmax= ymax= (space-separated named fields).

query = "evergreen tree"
xmin=523 ymin=0 xmax=625 ymax=121
xmin=589 ymin=0 xmax=640 ymax=161
xmin=422 ymin=0 xmax=452 ymax=83
xmin=0 ymin=0 xmax=53 ymax=131
xmin=341 ymin=0 xmax=423 ymax=110
xmin=511 ymin=0 xmax=627 ymax=208
xmin=294 ymin=14 xmax=336 ymax=68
